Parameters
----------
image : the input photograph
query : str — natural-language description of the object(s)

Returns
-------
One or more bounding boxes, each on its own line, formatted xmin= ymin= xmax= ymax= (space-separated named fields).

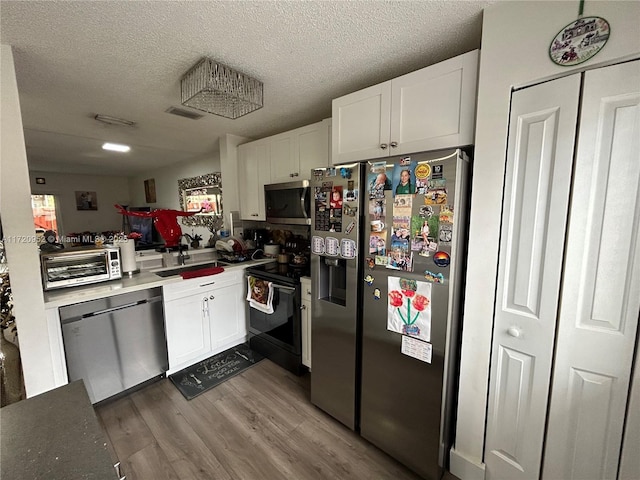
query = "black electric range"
xmin=245 ymin=262 xmax=310 ymax=286
xmin=245 ymin=261 xmax=309 ymax=376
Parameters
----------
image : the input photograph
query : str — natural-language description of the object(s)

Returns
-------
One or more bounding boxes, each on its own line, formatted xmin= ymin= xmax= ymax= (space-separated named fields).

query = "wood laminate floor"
xmin=96 ymin=359 xmax=460 ymax=480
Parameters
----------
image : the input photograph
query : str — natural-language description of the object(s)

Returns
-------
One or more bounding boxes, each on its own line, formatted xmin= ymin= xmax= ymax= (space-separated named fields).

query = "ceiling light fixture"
xmin=180 ymin=58 xmax=263 ymax=119
xmin=102 ymin=143 xmax=131 ymax=153
xmin=94 ymin=114 xmax=136 ymax=127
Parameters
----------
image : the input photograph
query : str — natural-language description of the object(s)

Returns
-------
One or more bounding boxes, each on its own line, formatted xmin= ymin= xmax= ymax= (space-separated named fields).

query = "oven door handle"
xmin=271 ymin=283 xmax=296 ymax=292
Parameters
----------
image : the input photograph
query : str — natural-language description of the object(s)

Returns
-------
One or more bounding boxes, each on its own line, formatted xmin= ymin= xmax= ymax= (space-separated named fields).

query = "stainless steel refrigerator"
xmin=310 ymin=149 xmax=470 ymax=480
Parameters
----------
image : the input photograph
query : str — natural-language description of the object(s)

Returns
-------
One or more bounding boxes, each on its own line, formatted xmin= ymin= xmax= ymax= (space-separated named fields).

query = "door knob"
xmin=507 ymin=326 xmax=522 ymax=338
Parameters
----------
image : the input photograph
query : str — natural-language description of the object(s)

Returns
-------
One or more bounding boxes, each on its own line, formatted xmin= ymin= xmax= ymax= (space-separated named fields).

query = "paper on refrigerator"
xmin=387 ymin=276 xmax=432 ymax=342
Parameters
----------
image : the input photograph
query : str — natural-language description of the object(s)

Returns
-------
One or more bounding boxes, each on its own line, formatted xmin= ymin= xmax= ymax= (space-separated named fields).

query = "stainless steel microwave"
xmin=265 ymin=180 xmax=311 ymax=225
xmin=40 ymin=245 xmax=122 ymax=290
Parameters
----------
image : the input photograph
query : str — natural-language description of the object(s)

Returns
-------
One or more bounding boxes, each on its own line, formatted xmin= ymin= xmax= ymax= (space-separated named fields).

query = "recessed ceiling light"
xmin=102 ymin=143 xmax=130 ymax=153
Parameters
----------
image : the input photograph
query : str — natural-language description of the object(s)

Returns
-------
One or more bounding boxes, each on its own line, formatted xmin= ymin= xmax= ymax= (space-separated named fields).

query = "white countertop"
xmin=43 ymin=258 xmax=275 ymax=308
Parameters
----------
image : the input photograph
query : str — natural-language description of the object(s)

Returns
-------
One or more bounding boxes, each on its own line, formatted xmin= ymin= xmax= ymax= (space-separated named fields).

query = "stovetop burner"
xmin=246 ymin=262 xmax=310 ymax=286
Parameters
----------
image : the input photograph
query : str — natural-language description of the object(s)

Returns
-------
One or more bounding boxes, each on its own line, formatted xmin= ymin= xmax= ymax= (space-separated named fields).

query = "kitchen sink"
xmin=153 ymin=261 xmax=229 ymax=277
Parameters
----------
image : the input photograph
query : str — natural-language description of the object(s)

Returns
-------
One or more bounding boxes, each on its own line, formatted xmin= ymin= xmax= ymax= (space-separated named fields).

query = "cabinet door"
xmin=390 ymin=50 xmax=478 ymax=155
xmin=485 ymin=74 xmax=580 ymax=480
xmin=542 ymin=60 xmax=640 ymax=480
xmin=210 ymin=282 xmax=244 ymax=350
xmin=164 ymin=292 xmax=211 ymax=371
xmin=332 ymin=81 xmax=391 ymax=164
xmin=238 ymin=140 xmax=270 ymax=220
xmin=269 ymin=132 xmax=297 ymax=184
xmin=296 ymin=121 xmax=329 ymax=178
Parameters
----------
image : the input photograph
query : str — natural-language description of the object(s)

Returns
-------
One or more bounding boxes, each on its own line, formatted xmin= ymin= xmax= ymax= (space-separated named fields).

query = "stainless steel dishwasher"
xmin=60 ymin=287 xmax=168 ymax=404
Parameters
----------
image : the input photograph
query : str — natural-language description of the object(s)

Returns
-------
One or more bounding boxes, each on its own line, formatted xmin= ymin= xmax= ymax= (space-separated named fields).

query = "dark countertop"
xmin=0 ymin=380 xmax=117 ymax=480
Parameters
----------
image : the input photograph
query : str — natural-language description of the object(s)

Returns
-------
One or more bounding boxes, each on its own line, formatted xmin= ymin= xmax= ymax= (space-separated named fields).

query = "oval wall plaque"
xmin=549 ymin=16 xmax=610 ymax=66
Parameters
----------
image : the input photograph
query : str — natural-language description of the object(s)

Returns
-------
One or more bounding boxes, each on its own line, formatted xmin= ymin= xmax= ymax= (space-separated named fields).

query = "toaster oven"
xmin=40 ymin=245 xmax=122 ymax=291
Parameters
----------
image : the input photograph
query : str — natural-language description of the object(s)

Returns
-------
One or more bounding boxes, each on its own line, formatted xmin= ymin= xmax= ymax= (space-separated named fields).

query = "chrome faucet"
xmin=177 ymin=244 xmax=190 ymax=265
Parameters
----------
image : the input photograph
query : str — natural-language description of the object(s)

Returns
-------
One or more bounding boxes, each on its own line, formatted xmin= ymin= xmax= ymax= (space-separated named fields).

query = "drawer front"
xmin=163 ymin=270 xmax=242 ymax=301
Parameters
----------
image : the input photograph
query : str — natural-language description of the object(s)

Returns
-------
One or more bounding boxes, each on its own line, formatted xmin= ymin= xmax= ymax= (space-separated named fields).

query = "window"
xmin=31 ymin=194 xmax=59 ymax=241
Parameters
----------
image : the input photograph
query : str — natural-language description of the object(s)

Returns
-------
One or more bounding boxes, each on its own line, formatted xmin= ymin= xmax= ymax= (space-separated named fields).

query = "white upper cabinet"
xmin=269 ymin=132 xmax=297 ymax=183
xmin=297 ymin=119 xmax=330 ymax=180
xmin=332 ymin=82 xmax=392 ymax=164
xmin=238 ymin=140 xmax=270 ymax=221
xmin=270 ymin=120 xmax=330 ymax=183
xmin=332 ymin=50 xmax=479 ymax=164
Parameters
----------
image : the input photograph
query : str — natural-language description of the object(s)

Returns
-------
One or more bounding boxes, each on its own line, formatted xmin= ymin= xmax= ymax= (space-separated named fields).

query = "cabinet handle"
xmin=293 ymin=172 xmax=299 ymax=177
xmin=289 ymin=173 xmax=294 ymax=177
xmin=252 ymin=213 xmax=258 ymax=217
xmin=306 ymin=290 xmax=311 ymax=295
xmin=114 ymin=462 xmax=126 ymax=480
xmin=209 ymin=295 xmax=215 ymax=300
xmin=300 ymin=305 xmax=306 ymax=310
xmin=380 ymin=143 xmax=388 ymax=149
xmin=390 ymin=141 xmax=398 ymax=148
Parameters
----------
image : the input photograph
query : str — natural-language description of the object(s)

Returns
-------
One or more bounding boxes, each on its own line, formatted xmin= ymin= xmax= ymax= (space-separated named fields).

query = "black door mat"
xmin=169 ymin=343 xmax=264 ymax=400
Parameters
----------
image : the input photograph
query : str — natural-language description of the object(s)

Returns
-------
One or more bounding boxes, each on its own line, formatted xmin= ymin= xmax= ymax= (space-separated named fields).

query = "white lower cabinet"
xmin=163 ymin=270 xmax=246 ymax=374
xmin=209 ymin=282 xmax=245 ymax=351
xmin=164 ymin=286 xmax=213 ymax=372
xmin=300 ymin=277 xmax=312 ymax=370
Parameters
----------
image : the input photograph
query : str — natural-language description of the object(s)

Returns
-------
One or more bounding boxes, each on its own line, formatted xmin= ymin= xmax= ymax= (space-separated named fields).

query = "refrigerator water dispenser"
xmin=318 ymin=256 xmax=347 ymax=306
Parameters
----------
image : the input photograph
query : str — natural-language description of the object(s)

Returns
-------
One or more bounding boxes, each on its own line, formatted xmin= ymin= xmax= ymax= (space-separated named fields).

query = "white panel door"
xmin=485 ymin=74 xmax=581 ymax=480
xmin=331 ymin=81 xmax=391 ymax=164
xmin=542 ymin=60 xmax=640 ymax=480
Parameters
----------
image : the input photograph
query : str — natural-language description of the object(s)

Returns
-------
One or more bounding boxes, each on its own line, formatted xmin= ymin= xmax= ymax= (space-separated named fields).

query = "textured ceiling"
xmin=1 ymin=0 xmax=495 ymax=175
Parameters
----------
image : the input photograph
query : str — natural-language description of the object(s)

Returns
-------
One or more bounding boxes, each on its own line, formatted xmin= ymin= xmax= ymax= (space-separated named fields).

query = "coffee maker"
xmin=250 ymin=229 xmax=269 ymax=250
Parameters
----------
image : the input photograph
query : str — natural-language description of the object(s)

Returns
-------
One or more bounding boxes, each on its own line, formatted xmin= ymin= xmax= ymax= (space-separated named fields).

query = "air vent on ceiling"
xmin=165 ymin=106 xmax=205 ymax=120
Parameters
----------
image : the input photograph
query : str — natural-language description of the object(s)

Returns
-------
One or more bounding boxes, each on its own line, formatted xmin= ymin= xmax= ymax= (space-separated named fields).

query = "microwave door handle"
xmin=301 ymin=188 xmax=309 ymax=221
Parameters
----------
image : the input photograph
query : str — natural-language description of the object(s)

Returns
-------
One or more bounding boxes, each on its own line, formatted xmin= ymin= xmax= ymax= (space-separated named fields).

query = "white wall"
xmin=450 ymin=2 xmax=640 ymax=479
xmin=1 ymin=45 xmax=54 ymax=397
xmin=29 ymin=171 xmax=130 ymax=235
xmin=128 ymin=151 xmax=221 ymax=242
xmin=220 ymin=133 xmax=250 ymax=228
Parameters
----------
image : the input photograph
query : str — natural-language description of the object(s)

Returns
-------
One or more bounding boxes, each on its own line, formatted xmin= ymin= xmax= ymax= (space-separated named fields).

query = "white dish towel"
xmin=246 ymin=275 xmax=274 ymax=314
